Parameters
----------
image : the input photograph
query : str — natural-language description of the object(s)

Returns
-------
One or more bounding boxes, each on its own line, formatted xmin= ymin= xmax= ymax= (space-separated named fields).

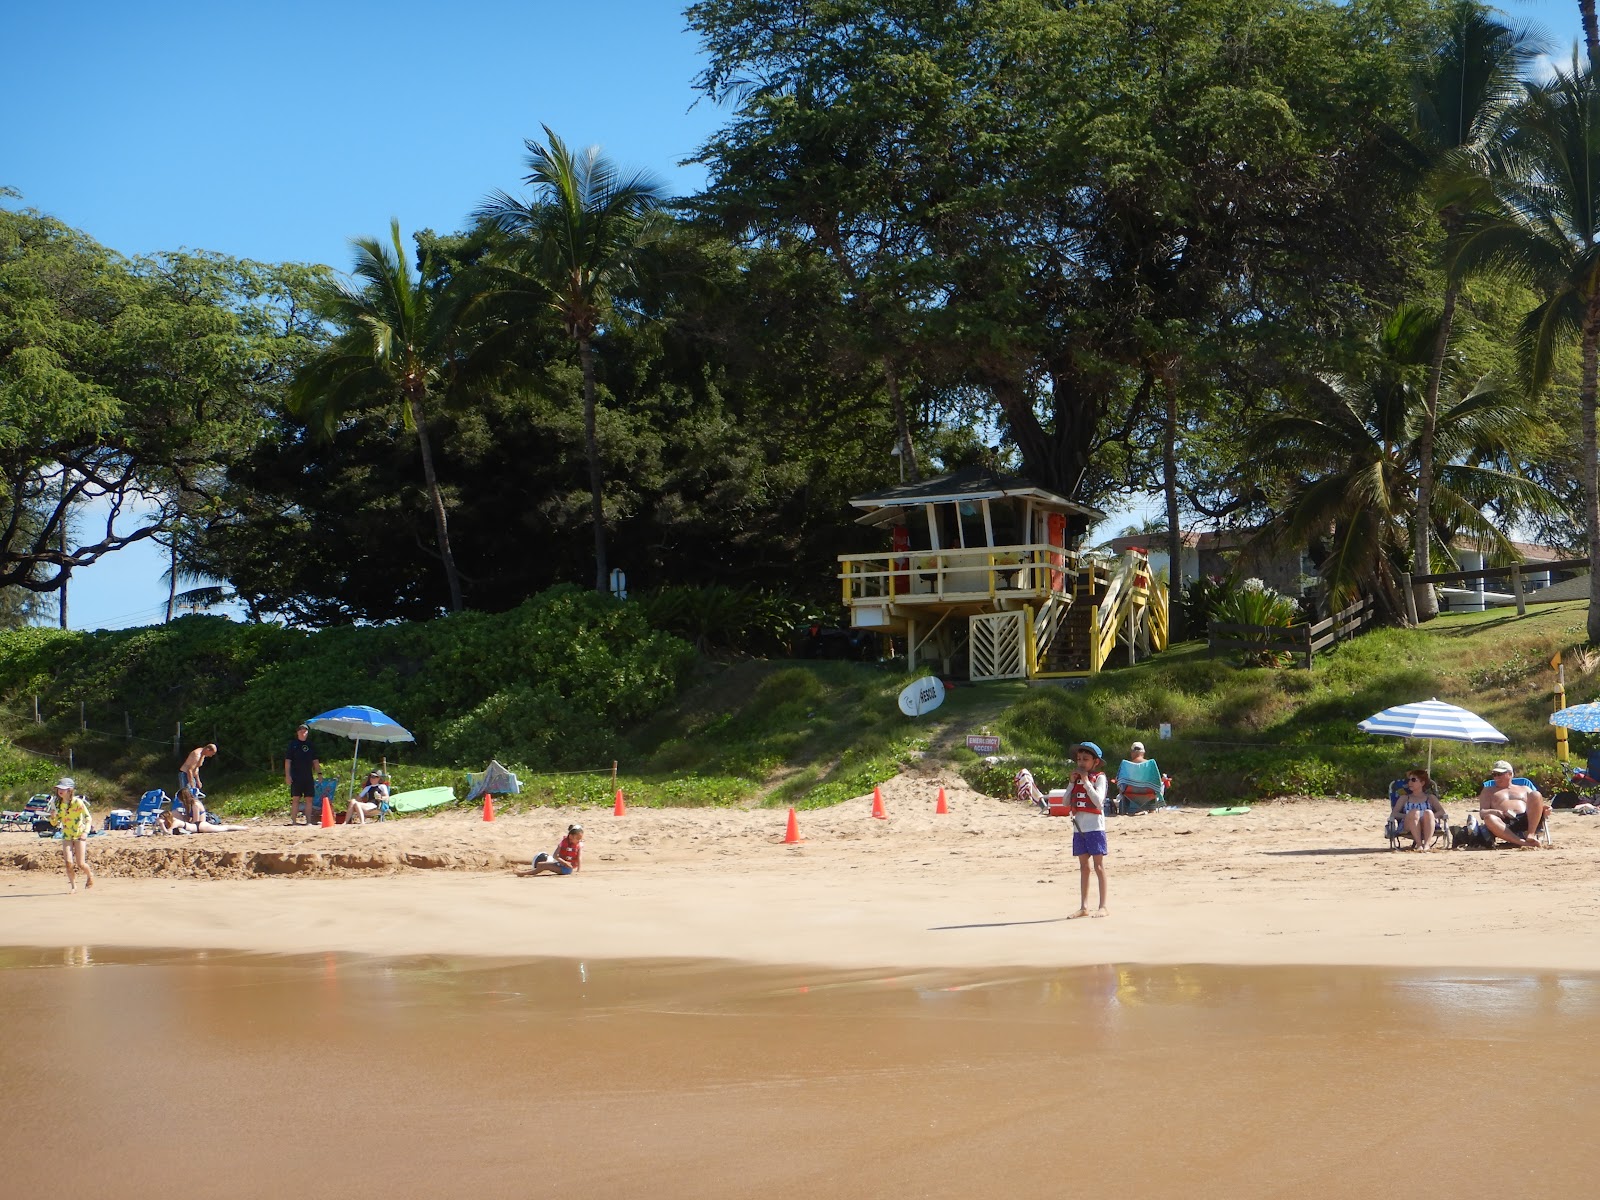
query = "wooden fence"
xmin=1401 ymin=558 xmax=1588 ymax=622
xmin=1208 ymin=597 xmax=1375 ymax=669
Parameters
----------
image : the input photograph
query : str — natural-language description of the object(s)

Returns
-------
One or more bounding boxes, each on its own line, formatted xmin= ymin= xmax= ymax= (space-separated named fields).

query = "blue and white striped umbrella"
xmin=1357 ymin=698 xmax=1507 ymax=770
xmin=1550 ymin=702 xmax=1600 ymax=733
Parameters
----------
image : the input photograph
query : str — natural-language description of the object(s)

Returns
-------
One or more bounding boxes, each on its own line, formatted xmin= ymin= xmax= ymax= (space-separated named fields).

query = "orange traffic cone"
xmin=935 ymin=787 xmax=948 ymax=814
xmin=319 ymin=794 xmax=333 ymax=828
xmin=871 ymin=786 xmax=887 ymax=819
xmin=614 ymin=789 xmax=626 ymax=816
xmin=482 ymin=792 xmax=495 ymax=822
xmin=783 ymin=808 xmax=802 ymax=844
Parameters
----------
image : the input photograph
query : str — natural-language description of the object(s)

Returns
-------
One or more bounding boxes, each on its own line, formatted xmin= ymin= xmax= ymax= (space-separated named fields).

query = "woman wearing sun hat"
xmin=47 ymin=777 xmax=95 ymax=891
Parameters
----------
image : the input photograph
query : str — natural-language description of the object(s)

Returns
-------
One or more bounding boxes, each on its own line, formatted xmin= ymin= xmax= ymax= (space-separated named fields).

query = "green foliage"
xmin=626 ymin=661 xmax=931 ymax=808
xmin=0 ymin=587 xmax=695 ymax=799
xmin=632 ymin=584 xmax=816 ymax=655
xmin=956 ymin=601 xmax=1588 ymax=808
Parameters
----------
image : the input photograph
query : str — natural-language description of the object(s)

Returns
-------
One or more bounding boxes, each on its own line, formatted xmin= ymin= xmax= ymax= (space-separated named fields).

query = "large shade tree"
xmin=289 ymin=221 xmax=465 ymax=613
xmin=475 ymin=126 xmax=665 ymax=593
xmin=0 ymin=203 xmax=319 ymax=606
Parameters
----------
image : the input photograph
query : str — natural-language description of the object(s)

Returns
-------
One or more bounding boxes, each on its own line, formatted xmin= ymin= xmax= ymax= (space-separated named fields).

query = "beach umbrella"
xmin=304 ymin=705 xmax=415 ymax=797
xmin=1549 ymin=702 xmax=1600 ymax=734
xmin=1356 ymin=698 xmax=1507 ymax=770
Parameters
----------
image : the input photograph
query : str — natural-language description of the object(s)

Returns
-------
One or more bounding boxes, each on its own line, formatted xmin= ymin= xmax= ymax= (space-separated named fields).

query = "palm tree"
xmin=1453 ymin=61 xmax=1600 ymax=642
xmin=1250 ymin=304 xmax=1556 ymax=615
xmin=289 ymin=221 xmax=464 ymax=613
xmin=1409 ymin=3 xmax=1539 ymax=619
xmin=475 ymin=126 xmax=664 ymax=593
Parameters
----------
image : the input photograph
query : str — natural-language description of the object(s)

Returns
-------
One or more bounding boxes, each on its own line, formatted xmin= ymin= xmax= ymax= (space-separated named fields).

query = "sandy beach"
xmin=4 ymin=770 xmax=1595 ymax=972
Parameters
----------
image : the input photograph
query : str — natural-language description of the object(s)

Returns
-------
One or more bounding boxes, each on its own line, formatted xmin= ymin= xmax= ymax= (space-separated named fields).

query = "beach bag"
xmin=1452 ymin=815 xmax=1495 ymax=850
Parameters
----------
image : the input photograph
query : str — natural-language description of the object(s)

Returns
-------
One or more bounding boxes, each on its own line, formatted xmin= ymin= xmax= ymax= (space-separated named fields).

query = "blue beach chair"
xmin=133 ymin=789 xmax=170 ymax=835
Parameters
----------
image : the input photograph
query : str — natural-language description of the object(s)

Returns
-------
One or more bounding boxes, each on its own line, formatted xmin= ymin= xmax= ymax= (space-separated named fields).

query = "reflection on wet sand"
xmin=3 ymin=949 xmax=1593 ymax=1198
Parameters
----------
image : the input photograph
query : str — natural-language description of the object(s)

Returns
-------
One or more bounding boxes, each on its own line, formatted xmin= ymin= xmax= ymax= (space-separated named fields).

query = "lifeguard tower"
xmin=837 ymin=468 xmax=1169 ymax=681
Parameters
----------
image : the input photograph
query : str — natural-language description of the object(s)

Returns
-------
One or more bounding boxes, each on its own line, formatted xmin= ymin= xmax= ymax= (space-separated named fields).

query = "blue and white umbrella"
xmin=1550 ymin=702 xmax=1600 ymax=734
xmin=305 ymin=705 xmax=415 ymax=796
xmin=1357 ymin=698 xmax=1507 ymax=770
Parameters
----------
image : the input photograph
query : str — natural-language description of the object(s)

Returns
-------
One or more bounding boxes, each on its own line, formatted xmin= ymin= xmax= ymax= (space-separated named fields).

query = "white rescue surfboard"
xmin=897 ymin=675 xmax=946 ymax=717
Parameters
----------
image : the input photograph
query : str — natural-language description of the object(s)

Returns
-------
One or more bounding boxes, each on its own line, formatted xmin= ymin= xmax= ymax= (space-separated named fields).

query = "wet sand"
xmin=3 ymin=789 xmax=1599 ymax=973
xmin=3 ymin=948 xmax=1594 ymax=1199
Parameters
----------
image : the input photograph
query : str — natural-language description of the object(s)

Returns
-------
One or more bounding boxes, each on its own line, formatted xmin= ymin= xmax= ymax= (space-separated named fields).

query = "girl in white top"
xmin=1065 ymin=742 xmax=1109 ymax=918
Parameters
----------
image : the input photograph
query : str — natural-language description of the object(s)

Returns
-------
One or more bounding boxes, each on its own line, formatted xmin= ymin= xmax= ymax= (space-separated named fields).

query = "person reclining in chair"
xmin=1477 ymin=760 xmax=1549 ymax=849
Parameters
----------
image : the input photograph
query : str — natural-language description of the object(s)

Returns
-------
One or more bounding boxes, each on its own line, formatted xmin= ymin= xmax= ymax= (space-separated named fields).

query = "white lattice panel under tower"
xmin=968 ymin=611 xmax=1028 ymax=681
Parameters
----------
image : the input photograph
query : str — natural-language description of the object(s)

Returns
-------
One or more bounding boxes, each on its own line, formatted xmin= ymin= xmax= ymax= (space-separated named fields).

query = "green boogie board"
xmin=386 ymin=786 xmax=456 ymax=814
xmin=1208 ymin=806 xmax=1251 ymax=816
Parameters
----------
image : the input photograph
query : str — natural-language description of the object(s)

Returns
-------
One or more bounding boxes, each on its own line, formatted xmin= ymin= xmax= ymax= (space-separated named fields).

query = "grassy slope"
xmin=0 ymin=601 xmax=1586 ymax=815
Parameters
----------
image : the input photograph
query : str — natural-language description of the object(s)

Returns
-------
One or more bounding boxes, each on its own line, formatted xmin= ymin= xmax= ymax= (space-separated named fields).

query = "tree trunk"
xmin=166 ymin=530 xmax=180 ymax=623
xmin=1159 ymin=358 xmax=1184 ymax=641
xmin=1583 ymin=0 xmax=1600 ymax=73
xmin=407 ymin=391 xmax=464 ymax=613
xmin=1584 ymin=298 xmax=1600 ymax=647
xmin=57 ymin=479 xmax=67 ymax=630
xmin=579 ymin=336 xmax=609 ymax=593
xmin=882 ymin=358 xmax=921 ymax=483
xmin=1413 ymin=281 xmax=1457 ymax=623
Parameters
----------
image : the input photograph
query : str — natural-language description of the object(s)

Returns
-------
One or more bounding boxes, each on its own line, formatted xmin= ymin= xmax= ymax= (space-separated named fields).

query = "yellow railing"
xmin=837 ymin=544 xmax=1080 ymax=604
xmin=1093 ymin=550 xmax=1167 ymax=665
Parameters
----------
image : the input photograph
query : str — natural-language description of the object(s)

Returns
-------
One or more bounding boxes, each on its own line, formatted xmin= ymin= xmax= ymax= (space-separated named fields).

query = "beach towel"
xmin=1117 ymin=758 xmax=1164 ymax=803
xmin=1013 ymin=769 xmax=1049 ymax=812
xmin=465 ymin=760 xmax=522 ymax=803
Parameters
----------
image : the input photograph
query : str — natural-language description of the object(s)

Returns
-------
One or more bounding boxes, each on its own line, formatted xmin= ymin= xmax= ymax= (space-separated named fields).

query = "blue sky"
xmin=3 ymin=0 xmax=1587 ymax=628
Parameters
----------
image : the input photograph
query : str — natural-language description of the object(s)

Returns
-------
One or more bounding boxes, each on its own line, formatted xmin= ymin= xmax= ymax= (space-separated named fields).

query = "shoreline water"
xmin=6 ymin=948 xmax=1596 ymax=1199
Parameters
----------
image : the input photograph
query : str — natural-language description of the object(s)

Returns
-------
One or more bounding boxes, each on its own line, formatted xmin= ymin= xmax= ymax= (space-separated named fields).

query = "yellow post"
xmin=1554 ymin=652 xmax=1568 ymax=762
xmin=1024 ymin=605 xmax=1038 ymax=677
xmin=841 ymin=560 xmax=852 ymax=606
xmin=1088 ymin=605 xmax=1101 ymax=672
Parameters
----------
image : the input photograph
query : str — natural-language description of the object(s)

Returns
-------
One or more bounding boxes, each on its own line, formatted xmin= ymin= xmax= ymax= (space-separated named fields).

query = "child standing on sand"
xmin=1066 ymin=743 xmax=1108 ymax=917
xmin=47 ymin=777 xmax=95 ymax=892
xmin=517 ymin=824 xmax=583 ymax=876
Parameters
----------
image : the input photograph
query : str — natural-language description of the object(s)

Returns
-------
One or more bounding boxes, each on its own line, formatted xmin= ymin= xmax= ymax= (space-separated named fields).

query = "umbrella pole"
xmin=1427 ymin=739 xmax=1433 ymax=773
xmin=350 ymin=738 xmax=362 ymax=802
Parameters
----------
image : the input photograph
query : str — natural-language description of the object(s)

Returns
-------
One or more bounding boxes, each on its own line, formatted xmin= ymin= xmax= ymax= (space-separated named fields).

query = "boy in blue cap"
xmin=1066 ymin=742 xmax=1109 ymax=917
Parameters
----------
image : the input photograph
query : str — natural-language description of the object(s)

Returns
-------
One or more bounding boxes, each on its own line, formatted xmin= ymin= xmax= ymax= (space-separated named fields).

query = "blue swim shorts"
xmin=1072 ymin=830 xmax=1108 ymax=857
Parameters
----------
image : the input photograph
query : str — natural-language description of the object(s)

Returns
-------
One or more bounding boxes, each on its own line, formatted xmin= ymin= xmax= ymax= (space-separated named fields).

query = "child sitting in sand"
xmin=517 ymin=824 xmax=583 ymax=876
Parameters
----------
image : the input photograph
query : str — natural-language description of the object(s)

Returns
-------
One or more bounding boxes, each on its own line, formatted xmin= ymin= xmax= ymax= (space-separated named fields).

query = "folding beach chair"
xmin=1474 ymin=776 xmax=1552 ymax=848
xmin=1384 ymin=779 xmax=1451 ymax=850
xmin=312 ymin=778 xmax=339 ymax=823
xmin=133 ymin=789 xmax=170 ymax=836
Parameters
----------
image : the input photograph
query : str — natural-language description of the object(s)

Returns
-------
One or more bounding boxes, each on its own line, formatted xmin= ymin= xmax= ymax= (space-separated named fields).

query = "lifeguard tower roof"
xmin=848 ymin=467 xmax=1105 ymax=528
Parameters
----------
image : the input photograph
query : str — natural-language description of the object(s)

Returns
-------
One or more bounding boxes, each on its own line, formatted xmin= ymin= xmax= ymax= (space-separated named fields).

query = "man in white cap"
xmin=1475 ymin=760 xmax=1549 ymax=849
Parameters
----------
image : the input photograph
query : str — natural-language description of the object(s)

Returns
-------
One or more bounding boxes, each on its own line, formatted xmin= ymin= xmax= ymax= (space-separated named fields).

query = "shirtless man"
xmin=178 ymin=743 xmax=217 ymax=803
xmin=1477 ymin=760 xmax=1549 ymax=849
